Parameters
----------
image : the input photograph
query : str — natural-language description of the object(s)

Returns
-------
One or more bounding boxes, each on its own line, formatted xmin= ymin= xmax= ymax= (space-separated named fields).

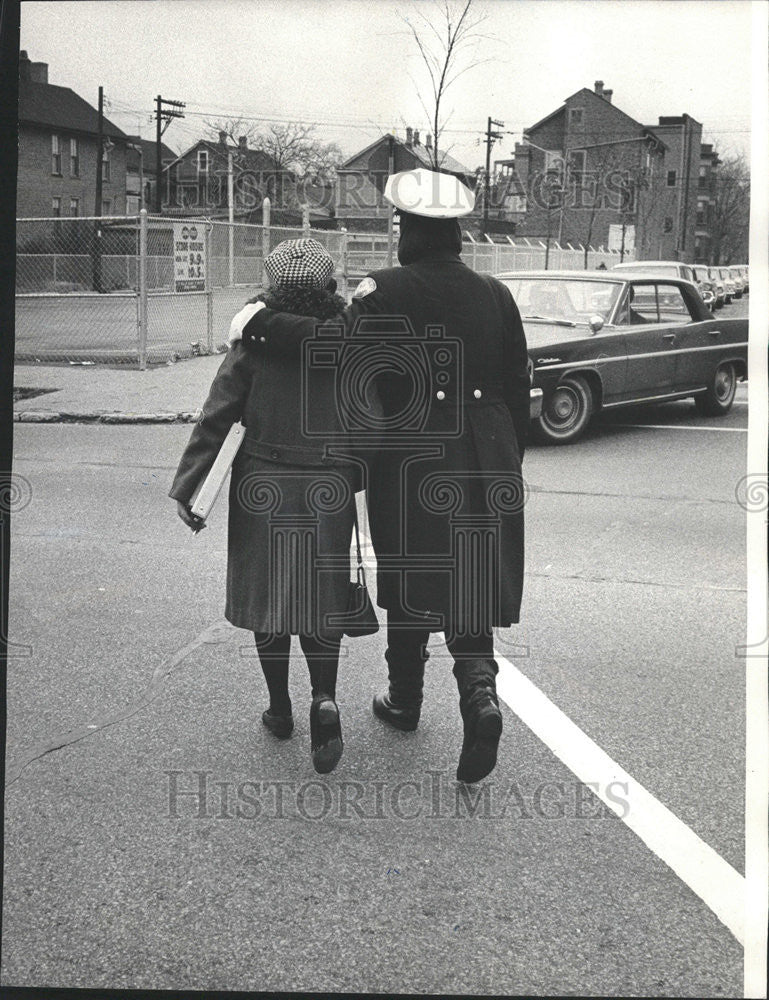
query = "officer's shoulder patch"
xmin=353 ymin=277 xmax=377 ymax=299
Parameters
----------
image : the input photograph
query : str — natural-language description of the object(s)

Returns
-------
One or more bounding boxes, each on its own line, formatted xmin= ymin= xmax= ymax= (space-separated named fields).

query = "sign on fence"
xmin=173 ymin=223 xmax=207 ymax=292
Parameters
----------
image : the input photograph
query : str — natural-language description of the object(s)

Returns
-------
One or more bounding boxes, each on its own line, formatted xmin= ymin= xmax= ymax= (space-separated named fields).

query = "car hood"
xmin=521 ymin=320 xmax=594 ymax=349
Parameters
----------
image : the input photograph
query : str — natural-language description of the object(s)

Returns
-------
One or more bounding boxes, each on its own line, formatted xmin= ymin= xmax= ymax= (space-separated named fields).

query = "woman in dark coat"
xmin=170 ymin=239 xmax=361 ymax=774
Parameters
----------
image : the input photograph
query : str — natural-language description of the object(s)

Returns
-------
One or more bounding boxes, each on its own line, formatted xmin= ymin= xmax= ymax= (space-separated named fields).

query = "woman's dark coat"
xmin=169 ymin=290 xmax=360 ymax=636
xmin=240 ymin=250 xmax=531 ymax=631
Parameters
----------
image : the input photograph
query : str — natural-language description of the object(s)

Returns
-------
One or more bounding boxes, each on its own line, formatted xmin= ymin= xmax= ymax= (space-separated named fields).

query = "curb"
xmin=14 ymin=410 xmax=201 ymax=424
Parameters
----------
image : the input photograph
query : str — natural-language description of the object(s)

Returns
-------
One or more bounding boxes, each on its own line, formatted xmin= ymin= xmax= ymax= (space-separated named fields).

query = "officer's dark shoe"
xmin=454 ymin=658 xmax=502 ymax=783
xmin=372 ymin=690 xmax=421 ymax=732
xmin=456 ymin=686 xmax=502 ymax=783
xmin=261 ymin=707 xmax=294 ymax=739
xmin=310 ymin=695 xmax=343 ymax=774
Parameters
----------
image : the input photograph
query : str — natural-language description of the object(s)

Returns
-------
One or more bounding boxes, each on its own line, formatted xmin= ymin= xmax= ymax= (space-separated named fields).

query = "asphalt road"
xmin=2 ymin=380 xmax=748 ymax=994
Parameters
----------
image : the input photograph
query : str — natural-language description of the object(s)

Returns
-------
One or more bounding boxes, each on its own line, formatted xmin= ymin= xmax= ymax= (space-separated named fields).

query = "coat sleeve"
xmin=499 ymin=285 xmax=531 ymax=461
xmin=168 ymin=343 xmax=254 ymax=505
xmin=240 ymin=283 xmax=384 ymax=358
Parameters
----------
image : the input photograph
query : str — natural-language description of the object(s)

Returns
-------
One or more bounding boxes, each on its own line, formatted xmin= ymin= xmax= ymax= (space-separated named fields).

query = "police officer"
xmin=230 ymin=168 xmax=531 ymax=783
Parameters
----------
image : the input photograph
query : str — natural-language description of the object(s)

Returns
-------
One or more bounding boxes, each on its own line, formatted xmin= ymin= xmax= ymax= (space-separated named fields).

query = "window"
xmin=666 ymin=170 xmax=677 ymax=187
xmin=663 ymin=216 xmax=674 ymax=233
xmin=197 ymin=150 xmax=209 ymax=175
xmin=69 ymin=197 xmax=79 ymax=216
xmin=126 ymin=195 xmax=140 ymax=214
xmin=70 ymin=137 xmax=79 ymax=177
xmin=102 ymin=199 xmax=111 ymax=215
xmin=52 ymin=196 xmax=61 ymax=217
xmin=567 ymin=149 xmax=586 ymax=177
xmin=617 ymin=283 xmax=694 ymax=326
xmin=51 ymin=135 xmax=62 ymax=174
xmin=569 ymin=108 xmax=583 ymax=125
xmin=101 ymin=152 xmax=111 ymax=182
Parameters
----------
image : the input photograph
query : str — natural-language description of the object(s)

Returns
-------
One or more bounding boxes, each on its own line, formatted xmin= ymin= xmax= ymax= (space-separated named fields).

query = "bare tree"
xmin=206 ymin=119 xmax=344 ymax=179
xmin=400 ymin=0 xmax=493 ymax=168
xmin=710 ymin=151 xmax=750 ymax=264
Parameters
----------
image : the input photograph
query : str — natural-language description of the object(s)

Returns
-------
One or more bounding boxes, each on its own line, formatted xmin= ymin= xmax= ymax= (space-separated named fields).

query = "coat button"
xmin=436 ymin=390 xmax=446 ymax=400
xmin=270 ymin=449 xmax=280 ymax=459
xmin=474 ymin=388 xmax=482 ymax=399
xmin=259 ymin=336 xmax=266 ymax=343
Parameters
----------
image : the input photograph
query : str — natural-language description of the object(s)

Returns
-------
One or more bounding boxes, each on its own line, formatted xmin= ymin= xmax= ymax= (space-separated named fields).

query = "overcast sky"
xmin=20 ymin=0 xmax=753 ymax=169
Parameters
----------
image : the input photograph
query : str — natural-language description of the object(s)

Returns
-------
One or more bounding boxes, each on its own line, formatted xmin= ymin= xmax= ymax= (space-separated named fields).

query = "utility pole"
xmin=483 ymin=117 xmax=504 ymax=236
xmin=154 ymin=95 xmax=185 ymax=212
xmin=92 ymin=85 xmax=104 ymax=292
xmin=386 ymin=132 xmax=395 ymax=266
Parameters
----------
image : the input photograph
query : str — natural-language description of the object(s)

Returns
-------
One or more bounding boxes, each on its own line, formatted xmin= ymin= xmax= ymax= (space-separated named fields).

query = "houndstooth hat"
xmin=263 ymin=238 xmax=334 ymax=289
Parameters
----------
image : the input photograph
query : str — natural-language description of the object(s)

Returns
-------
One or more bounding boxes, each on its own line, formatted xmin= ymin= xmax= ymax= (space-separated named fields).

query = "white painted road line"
xmin=357 ymin=517 xmax=745 ymax=945
xmin=494 ymin=652 xmax=745 ymax=946
xmin=610 ymin=423 xmax=747 ymax=433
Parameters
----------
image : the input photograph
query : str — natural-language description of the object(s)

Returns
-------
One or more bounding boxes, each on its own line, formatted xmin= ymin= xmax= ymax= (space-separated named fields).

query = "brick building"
xmin=512 ymin=81 xmax=669 ymax=258
xmin=694 ymin=142 xmax=720 ymax=264
xmin=645 ymin=114 xmax=703 ymax=261
xmin=17 ymin=50 xmax=128 ymax=219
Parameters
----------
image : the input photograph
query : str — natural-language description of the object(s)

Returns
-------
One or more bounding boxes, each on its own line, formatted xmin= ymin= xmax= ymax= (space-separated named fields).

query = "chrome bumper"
xmin=530 ymin=387 xmax=543 ymax=419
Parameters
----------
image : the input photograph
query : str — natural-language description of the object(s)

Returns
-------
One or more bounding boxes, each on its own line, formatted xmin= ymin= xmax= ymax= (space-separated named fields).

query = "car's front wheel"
xmin=694 ymin=361 xmax=737 ymax=416
xmin=533 ymin=374 xmax=594 ymax=444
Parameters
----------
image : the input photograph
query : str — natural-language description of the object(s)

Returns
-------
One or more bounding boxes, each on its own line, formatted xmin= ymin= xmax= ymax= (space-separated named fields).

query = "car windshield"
xmin=500 ymin=278 xmax=622 ymax=324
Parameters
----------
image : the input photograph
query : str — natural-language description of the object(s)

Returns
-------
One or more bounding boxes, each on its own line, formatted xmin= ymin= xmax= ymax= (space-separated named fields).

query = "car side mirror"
xmin=588 ymin=314 xmax=605 ymax=334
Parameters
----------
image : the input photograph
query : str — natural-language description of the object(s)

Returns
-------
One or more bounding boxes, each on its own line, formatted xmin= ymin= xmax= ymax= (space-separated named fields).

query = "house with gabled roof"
xmin=335 ymin=128 xmax=478 ymax=232
xmin=17 ymin=50 xmax=129 ymax=219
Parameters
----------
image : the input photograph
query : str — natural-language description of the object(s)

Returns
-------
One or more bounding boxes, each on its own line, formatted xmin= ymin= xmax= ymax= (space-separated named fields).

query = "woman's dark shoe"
xmin=261 ymin=707 xmax=294 ymax=739
xmin=372 ymin=690 xmax=421 ymax=732
xmin=310 ymin=695 xmax=343 ymax=774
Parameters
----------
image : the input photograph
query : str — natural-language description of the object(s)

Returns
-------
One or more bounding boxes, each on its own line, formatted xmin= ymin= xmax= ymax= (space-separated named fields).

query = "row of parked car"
xmin=613 ymin=261 xmax=749 ymax=310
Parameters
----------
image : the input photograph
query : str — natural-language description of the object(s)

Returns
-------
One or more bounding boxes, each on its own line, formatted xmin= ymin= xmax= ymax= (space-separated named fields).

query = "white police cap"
xmin=384 ymin=167 xmax=475 ymax=218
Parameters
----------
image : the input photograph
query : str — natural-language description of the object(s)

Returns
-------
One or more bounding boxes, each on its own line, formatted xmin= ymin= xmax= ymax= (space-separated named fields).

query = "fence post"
xmin=302 ymin=204 xmax=310 ymax=237
xmin=138 ymin=208 xmax=148 ymax=370
xmin=261 ymin=197 xmax=271 ymax=286
xmin=339 ymin=228 xmax=349 ymax=299
xmin=206 ymin=220 xmax=213 ymax=353
xmin=228 ymin=219 xmax=234 ymax=287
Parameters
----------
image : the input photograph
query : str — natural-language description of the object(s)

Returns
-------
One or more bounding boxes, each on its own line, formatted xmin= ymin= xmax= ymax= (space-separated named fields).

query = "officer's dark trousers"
xmin=385 ymin=603 xmax=498 ymax=705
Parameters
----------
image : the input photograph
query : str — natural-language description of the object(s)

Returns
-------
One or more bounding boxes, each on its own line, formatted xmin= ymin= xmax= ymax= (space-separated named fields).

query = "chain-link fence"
xmin=16 ymin=212 xmax=631 ymax=367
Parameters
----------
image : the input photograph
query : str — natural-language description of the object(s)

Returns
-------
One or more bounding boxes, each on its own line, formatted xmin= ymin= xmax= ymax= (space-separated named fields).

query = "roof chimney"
xmin=413 ymin=129 xmax=420 ymax=146
xmin=238 ymin=135 xmax=248 ymax=153
xmin=594 ymin=80 xmax=604 ymax=96
xmin=219 ymin=130 xmax=227 ymax=145
xmin=602 ymin=88 xmax=612 ymax=103
xmin=405 ymin=126 xmax=413 ymax=146
xmin=19 ymin=50 xmax=31 ymax=82
xmin=426 ymin=133 xmax=432 ymax=150
xmin=30 ymin=60 xmax=48 ymax=84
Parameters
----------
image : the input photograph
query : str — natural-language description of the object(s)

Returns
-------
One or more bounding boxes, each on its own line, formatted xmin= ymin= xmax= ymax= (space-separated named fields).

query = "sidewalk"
xmin=13 ymin=353 xmax=226 ymax=423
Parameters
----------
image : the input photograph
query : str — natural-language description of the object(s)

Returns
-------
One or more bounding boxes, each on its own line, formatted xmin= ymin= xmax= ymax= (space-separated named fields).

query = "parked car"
xmin=740 ymin=265 xmax=749 ymax=293
xmin=706 ymin=267 xmax=726 ymax=309
xmin=496 ymin=270 xmax=748 ymax=444
xmin=690 ymin=265 xmax=717 ymax=310
xmin=727 ymin=265 xmax=745 ymax=297
xmin=715 ymin=266 xmax=736 ymax=304
xmin=612 ymin=259 xmax=720 ymax=310
xmin=612 ymin=260 xmax=697 ymax=283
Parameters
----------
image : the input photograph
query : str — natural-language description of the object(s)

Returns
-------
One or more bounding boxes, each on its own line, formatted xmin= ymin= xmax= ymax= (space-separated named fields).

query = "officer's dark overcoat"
xmin=244 ymin=249 xmax=531 ymax=631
